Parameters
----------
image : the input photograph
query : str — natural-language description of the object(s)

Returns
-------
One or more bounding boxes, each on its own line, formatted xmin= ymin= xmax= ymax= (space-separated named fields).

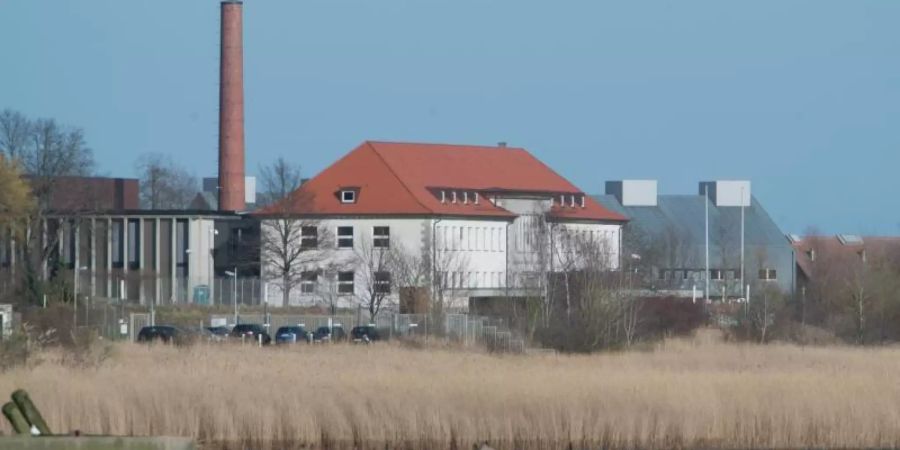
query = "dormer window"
xmin=440 ymin=190 xmax=446 ymax=203
xmin=452 ymin=191 xmax=457 ymax=203
xmin=340 ymin=190 xmax=357 ymax=204
xmin=569 ymin=195 xmax=576 ymax=207
xmin=474 ymin=193 xmax=479 ymax=204
xmin=580 ymin=195 xmax=585 ymax=208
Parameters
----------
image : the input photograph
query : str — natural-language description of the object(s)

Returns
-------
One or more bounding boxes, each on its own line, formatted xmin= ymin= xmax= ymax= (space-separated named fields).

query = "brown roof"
xmin=792 ymin=235 xmax=900 ymax=279
xmin=255 ymin=141 xmax=626 ymax=222
xmin=28 ymin=176 xmax=139 ymax=212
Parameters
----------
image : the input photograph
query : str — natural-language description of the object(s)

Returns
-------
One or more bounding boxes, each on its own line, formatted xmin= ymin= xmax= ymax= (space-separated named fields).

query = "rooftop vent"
xmin=605 ymin=180 xmax=658 ymax=207
xmin=699 ymin=180 xmax=751 ymax=207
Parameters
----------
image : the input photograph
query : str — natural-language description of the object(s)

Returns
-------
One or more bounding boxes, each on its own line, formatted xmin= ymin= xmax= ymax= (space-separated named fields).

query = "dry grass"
xmin=2 ymin=329 xmax=900 ymax=449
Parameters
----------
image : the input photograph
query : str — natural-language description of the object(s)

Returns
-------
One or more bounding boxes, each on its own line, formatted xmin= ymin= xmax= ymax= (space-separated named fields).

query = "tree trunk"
xmin=282 ymin=273 xmax=290 ymax=307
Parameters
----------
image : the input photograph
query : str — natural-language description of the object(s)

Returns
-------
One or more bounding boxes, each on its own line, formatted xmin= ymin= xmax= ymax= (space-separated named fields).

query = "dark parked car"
xmin=313 ymin=325 xmax=346 ymax=343
xmin=229 ymin=324 xmax=272 ymax=345
xmin=275 ymin=325 xmax=310 ymax=344
xmin=137 ymin=325 xmax=182 ymax=344
xmin=350 ymin=325 xmax=381 ymax=343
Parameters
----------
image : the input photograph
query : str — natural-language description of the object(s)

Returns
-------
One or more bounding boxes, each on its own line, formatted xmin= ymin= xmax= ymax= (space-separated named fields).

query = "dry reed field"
xmin=2 ymin=330 xmax=900 ymax=449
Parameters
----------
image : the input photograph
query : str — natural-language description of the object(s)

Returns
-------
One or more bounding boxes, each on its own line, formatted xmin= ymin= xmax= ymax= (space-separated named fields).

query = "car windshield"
xmin=277 ymin=327 xmax=304 ymax=334
xmin=316 ymin=327 xmax=331 ymax=334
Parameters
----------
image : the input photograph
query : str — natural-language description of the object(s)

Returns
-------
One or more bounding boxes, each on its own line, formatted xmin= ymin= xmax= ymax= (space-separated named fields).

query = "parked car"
xmin=350 ymin=325 xmax=381 ymax=343
xmin=313 ymin=325 xmax=346 ymax=343
xmin=275 ymin=325 xmax=310 ymax=344
xmin=137 ymin=325 xmax=182 ymax=344
xmin=229 ymin=323 xmax=272 ymax=345
xmin=205 ymin=326 xmax=231 ymax=342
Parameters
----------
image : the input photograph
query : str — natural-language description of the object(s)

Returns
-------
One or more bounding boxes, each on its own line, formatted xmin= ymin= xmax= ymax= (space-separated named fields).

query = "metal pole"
xmin=704 ymin=185 xmax=710 ymax=302
xmin=740 ymin=186 xmax=745 ymax=300
xmin=73 ymin=268 xmax=78 ymax=328
xmin=263 ymin=282 xmax=269 ymax=329
xmin=232 ymin=266 xmax=238 ymax=325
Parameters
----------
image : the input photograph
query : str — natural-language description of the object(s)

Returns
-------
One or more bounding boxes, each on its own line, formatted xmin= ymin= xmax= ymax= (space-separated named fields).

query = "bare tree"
xmin=353 ymin=235 xmax=405 ymax=321
xmin=134 ymin=153 xmax=198 ymax=209
xmin=429 ymin=239 xmax=471 ymax=326
xmin=0 ymin=109 xmax=32 ymax=160
xmin=0 ymin=111 xmax=95 ymax=305
xmin=257 ymin=157 xmax=326 ymax=306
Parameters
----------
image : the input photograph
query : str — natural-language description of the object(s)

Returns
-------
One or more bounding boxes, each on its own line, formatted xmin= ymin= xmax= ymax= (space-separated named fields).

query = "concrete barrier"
xmin=0 ymin=436 xmax=195 ymax=450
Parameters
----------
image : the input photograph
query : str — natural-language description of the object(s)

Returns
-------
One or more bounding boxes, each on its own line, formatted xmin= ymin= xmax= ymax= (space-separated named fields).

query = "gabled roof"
xmin=256 ymin=141 xmax=626 ymax=222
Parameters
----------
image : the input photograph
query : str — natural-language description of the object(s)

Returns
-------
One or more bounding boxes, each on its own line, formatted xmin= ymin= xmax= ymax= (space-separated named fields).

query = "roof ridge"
xmin=365 ymin=142 xmax=433 ymax=214
xmin=365 ymin=140 xmax=525 ymax=151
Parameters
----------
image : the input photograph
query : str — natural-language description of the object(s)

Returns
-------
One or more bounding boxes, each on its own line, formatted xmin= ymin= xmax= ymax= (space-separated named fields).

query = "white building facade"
xmin=257 ymin=142 xmax=627 ymax=311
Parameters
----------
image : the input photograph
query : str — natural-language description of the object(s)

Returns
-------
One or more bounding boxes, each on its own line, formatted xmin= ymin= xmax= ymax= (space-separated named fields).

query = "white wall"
xmin=187 ymin=218 xmax=216 ymax=302
xmin=260 ymin=210 xmax=622 ymax=309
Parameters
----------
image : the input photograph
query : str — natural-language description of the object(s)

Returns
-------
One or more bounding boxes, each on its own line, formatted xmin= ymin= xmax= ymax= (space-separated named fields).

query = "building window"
xmin=710 ymin=269 xmax=724 ymax=281
xmin=373 ymin=226 xmax=390 ymax=248
xmin=806 ymin=249 xmax=816 ymax=261
xmin=338 ymin=271 xmax=354 ymax=294
xmin=759 ymin=269 xmax=777 ymax=281
xmin=300 ymin=271 xmax=317 ymax=294
xmin=337 ymin=226 xmax=353 ymax=248
xmin=374 ymin=271 xmax=391 ymax=294
xmin=340 ymin=190 xmax=356 ymax=203
xmin=301 ymin=226 xmax=318 ymax=249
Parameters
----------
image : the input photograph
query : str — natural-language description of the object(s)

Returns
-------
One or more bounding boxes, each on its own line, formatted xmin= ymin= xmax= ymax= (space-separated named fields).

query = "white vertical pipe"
xmin=704 ymin=185 xmax=710 ymax=301
xmin=740 ymin=186 xmax=745 ymax=301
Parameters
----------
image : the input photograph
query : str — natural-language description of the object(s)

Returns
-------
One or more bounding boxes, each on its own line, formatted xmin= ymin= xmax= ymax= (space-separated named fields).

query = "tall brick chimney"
xmin=218 ymin=0 xmax=245 ymax=211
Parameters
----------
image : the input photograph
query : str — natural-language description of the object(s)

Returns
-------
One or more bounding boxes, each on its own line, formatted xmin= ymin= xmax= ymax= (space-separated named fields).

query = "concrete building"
xmin=595 ymin=180 xmax=795 ymax=298
xmin=254 ymin=141 xmax=627 ymax=310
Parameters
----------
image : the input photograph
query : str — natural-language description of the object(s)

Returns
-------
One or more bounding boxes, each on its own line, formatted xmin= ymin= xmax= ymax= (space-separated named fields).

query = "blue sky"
xmin=1 ymin=1 xmax=898 ymax=234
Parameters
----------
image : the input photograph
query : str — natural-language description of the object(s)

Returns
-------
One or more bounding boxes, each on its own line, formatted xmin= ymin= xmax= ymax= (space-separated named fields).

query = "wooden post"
xmin=2 ymin=402 xmax=29 ymax=435
xmin=11 ymin=389 xmax=51 ymax=435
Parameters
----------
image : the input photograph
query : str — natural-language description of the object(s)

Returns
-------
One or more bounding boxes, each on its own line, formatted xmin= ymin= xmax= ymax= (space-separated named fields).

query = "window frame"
xmin=373 ymin=226 xmax=390 ymax=249
xmin=300 ymin=271 xmax=318 ymax=294
xmin=374 ymin=271 xmax=391 ymax=294
xmin=340 ymin=190 xmax=356 ymax=204
xmin=300 ymin=226 xmax=318 ymax=249
xmin=337 ymin=271 xmax=355 ymax=294
xmin=337 ymin=226 xmax=354 ymax=249
xmin=759 ymin=268 xmax=778 ymax=281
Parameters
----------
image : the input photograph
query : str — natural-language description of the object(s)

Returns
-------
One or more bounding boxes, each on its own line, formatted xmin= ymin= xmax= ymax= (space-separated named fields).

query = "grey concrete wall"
xmin=0 ymin=437 xmax=194 ymax=450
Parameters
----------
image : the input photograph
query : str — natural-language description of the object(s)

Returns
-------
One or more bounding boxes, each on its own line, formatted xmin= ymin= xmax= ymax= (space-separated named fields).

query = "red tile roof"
xmin=255 ymin=141 xmax=626 ymax=222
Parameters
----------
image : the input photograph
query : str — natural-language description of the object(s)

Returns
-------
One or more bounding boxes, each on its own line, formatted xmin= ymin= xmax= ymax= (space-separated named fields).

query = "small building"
xmin=0 ymin=176 xmax=259 ymax=306
xmin=595 ymin=180 xmax=795 ymax=298
xmin=791 ymin=234 xmax=900 ymax=292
